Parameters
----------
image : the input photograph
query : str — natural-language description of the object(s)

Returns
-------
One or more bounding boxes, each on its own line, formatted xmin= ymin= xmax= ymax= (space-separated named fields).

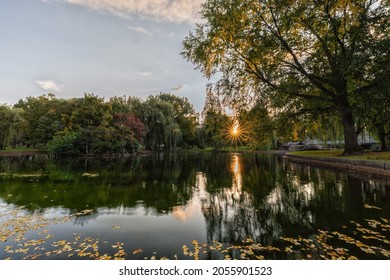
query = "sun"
xmin=232 ymin=123 xmax=239 ymax=136
xmin=224 ymin=119 xmax=247 ymax=146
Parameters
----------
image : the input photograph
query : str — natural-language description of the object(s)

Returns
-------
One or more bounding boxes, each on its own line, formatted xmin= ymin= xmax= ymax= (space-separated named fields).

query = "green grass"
xmin=219 ymin=146 xmax=253 ymax=151
xmin=189 ymin=146 xmax=254 ymax=152
xmin=0 ymin=147 xmax=45 ymax=153
xmin=290 ymin=149 xmax=390 ymax=162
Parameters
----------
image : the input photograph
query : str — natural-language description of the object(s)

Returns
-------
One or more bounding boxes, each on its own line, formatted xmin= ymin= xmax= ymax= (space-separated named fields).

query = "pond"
xmin=0 ymin=152 xmax=389 ymax=260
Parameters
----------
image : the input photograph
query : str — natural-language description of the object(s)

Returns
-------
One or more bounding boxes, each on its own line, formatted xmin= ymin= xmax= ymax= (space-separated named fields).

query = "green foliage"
xmin=10 ymin=92 xmax=200 ymax=154
xmin=14 ymin=94 xmax=71 ymax=147
xmin=130 ymin=93 xmax=198 ymax=150
xmin=355 ymin=77 xmax=390 ymax=150
xmin=0 ymin=105 xmax=24 ymax=150
xmin=70 ymin=93 xmax=112 ymax=130
xmin=157 ymin=93 xmax=198 ymax=148
xmin=47 ymin=131 xmax=81 ymax=155
xmin=240 ymin=101 xmax=274 ymax=150
xmin=202 ymin=111 xmax=231 ymax=149
xmin=182 ymin=0 xmax=390 ymax=154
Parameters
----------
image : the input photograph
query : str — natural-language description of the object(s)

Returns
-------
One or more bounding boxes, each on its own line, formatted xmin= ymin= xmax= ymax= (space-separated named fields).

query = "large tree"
xmin=0 ymin=105 xmax=22 ymax=150
xmin=182 ymin=0 xmax=389 ymax=154
xmin=156 ymin=93 xmax=198 ymax=148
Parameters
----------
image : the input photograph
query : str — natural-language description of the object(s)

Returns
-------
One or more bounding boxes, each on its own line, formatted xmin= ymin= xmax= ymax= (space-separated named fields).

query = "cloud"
xmin=127 ymin=25 xmax=153 ymax=36
xmin=36 ymin=80 xmax=64 ymax=92
xmin=139 ymin=72 xmax=152 ymax=76
xmin=63 ymin=0 xmax=205 ymax=23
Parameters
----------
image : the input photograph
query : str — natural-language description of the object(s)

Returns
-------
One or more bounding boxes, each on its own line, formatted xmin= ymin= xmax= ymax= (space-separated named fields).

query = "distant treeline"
xmin=0 ymin=93 xmax=199 ymax=154
xmin=1 ymin=89 xmax=389 ymax=155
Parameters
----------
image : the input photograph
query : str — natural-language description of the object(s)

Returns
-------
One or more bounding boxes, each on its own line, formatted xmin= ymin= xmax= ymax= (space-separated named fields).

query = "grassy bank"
xmin=290 ymin=149 xmax=390 ymax=162
xmin=0 ymin=147 xmax=46 ymax=155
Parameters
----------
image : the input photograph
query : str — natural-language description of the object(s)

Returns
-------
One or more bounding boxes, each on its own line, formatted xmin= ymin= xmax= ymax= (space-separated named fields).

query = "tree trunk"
xmin=339 ymin=102 xmax=363 ymax=155
xmin=377 ymin=125 xmax=388 ymax=151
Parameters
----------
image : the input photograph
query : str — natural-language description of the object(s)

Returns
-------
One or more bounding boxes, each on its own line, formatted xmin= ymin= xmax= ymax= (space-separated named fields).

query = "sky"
xmin=0 ymin=0 xmax=209 ymax=112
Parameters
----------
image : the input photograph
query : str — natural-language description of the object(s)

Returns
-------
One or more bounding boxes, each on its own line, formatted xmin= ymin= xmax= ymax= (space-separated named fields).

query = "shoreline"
xmin=1 ymin=149 xmax=389 ymax=181
xmin=284 ymin=153 xmax=390 ymax=181
xmin=0 ymin=150 xmax=48 ymax=156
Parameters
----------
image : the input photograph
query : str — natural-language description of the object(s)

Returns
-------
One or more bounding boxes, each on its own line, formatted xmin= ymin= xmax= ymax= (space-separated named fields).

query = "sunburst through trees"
xmin=224 ymin=119 xmax=248 ymax=148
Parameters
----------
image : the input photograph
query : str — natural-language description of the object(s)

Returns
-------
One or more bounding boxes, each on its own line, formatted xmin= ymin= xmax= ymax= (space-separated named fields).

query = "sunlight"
xmin=224 ymin=119 xmax=248 ymax=147
xmin=232 ymin=123 xmax=239 ymax=136
xmin=230 ymin=154 xmax=242 ymax=195
xmin=172 ymin=172 xmax=207 ymax=221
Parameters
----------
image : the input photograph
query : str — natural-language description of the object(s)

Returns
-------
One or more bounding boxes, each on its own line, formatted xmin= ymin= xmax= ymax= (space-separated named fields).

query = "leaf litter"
xmin=1 ymin=206 xmax=389 ymax=260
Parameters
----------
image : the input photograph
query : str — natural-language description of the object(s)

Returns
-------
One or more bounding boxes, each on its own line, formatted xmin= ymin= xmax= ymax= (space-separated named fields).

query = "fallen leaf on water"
xmin=81 ymin=173 xmax=99 ymax=177
xmin=364 ymin=204 xmax=382 ymax=210
xmin=133 ymin=249 xmax=143 ymax=255
xmin=74 ymin=209 xmax=94 ymax=216
xmin=182 ymin=245 xmax=189 ymax=256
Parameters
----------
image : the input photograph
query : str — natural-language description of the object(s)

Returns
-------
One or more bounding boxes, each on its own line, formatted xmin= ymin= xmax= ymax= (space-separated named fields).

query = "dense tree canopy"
xmin=0 ymin=105 xmax=24 ymax=150
xmin=182 ymin=0 xmax=390 ymax=154
xmin=5 ymin=93 xmax=200 ymax=154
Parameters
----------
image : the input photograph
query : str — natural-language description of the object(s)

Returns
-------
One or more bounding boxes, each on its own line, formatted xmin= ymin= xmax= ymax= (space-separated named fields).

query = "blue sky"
xmin=0 ymin=0 xmax=208 ymax=112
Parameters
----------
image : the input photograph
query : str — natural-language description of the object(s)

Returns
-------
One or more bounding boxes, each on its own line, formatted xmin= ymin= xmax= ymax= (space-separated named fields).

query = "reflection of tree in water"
xmin=0 ymin=153 xmax=198 ymax=219
xmin=1 ymin=153 xmax=389 ymax=243
xmin=200 ymin=153 xmax=389 ymax=246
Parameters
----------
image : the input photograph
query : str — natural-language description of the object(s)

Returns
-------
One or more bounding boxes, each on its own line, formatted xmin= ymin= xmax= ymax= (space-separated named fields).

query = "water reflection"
xmin=231 ymin=154 xmax=242 ymax=198
xmin=0 ymin=152 xmax=389 ymax=258
xmin=200 ymin=153 xmax=389 ymax=246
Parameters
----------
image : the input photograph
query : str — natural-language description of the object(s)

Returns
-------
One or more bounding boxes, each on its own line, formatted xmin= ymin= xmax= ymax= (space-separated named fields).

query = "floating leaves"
xmin=1 ymin=206 xmax=388 ymax=260
xmin=0 ymin=208 xmax=131 ymax=260
xmin=173 ymin=218 xmax=389 ymax=260
xmin=113 ymin=242 xmax=126 ymax=259
xmin=277 ymin=219 xmax=390 ymax=260
xmin=81 ymin=173 xmax=99 ymax=177
xmin=73 ymin=209 xmax=94 ymax=216
xmin=132 ymin=248 xmax=143 ymax=255
xmin=182 ymin=245 xmax=189 ymax=256
xmin=0 ymin=208 xmax=71 ymax=245
xmin=364 ymin=204 xmax=382 ymax=210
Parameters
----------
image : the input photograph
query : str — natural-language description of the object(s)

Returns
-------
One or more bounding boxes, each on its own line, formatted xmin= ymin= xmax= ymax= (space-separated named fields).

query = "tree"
xmin=240 ymin=101 xmax=274 ymax=149
xmin=0 ymin=105 xmax=22 ymax=150
xmin=357 ymin=80 xmax=390 ymax=150
xmin=14 ymin=94 xmax=69 ymax=147
xmin=201 ymin=85 xmax=231 ymax=148
xmin=182 ymin=0 xmax=389 ymax=154
xmin=156 ymin=93 xmax=198 ymax=148
xmin=136 ymin=96 xmax=178 ymax=150
xmin=203 ymin=111 xmax=231 ymax=149
xmin=70 ymin=93 xmax=113 ymax=154
xmin=112 ymin=113 xmax=144 ymax=154
xmin=47 ymin=130 xmax=81 ymax=155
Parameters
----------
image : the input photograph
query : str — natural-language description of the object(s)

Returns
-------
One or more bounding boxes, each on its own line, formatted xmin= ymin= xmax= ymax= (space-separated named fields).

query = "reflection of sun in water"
xmin=231 ymin=154 xmax=242 ymax=196
xmin=233 ymin=156 xmax=239 ymax=174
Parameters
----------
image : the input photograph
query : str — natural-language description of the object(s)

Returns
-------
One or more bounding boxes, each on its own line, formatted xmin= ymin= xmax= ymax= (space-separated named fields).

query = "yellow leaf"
xmin=132 ymin=249 xmax=143 ymax=255
xmin=364 ymin=204 xmax=382 ymax=210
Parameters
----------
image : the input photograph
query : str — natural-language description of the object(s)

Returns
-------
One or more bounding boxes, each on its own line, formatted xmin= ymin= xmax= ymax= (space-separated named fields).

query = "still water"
xmin=0 ymin=152 xmax=389 ymax=260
